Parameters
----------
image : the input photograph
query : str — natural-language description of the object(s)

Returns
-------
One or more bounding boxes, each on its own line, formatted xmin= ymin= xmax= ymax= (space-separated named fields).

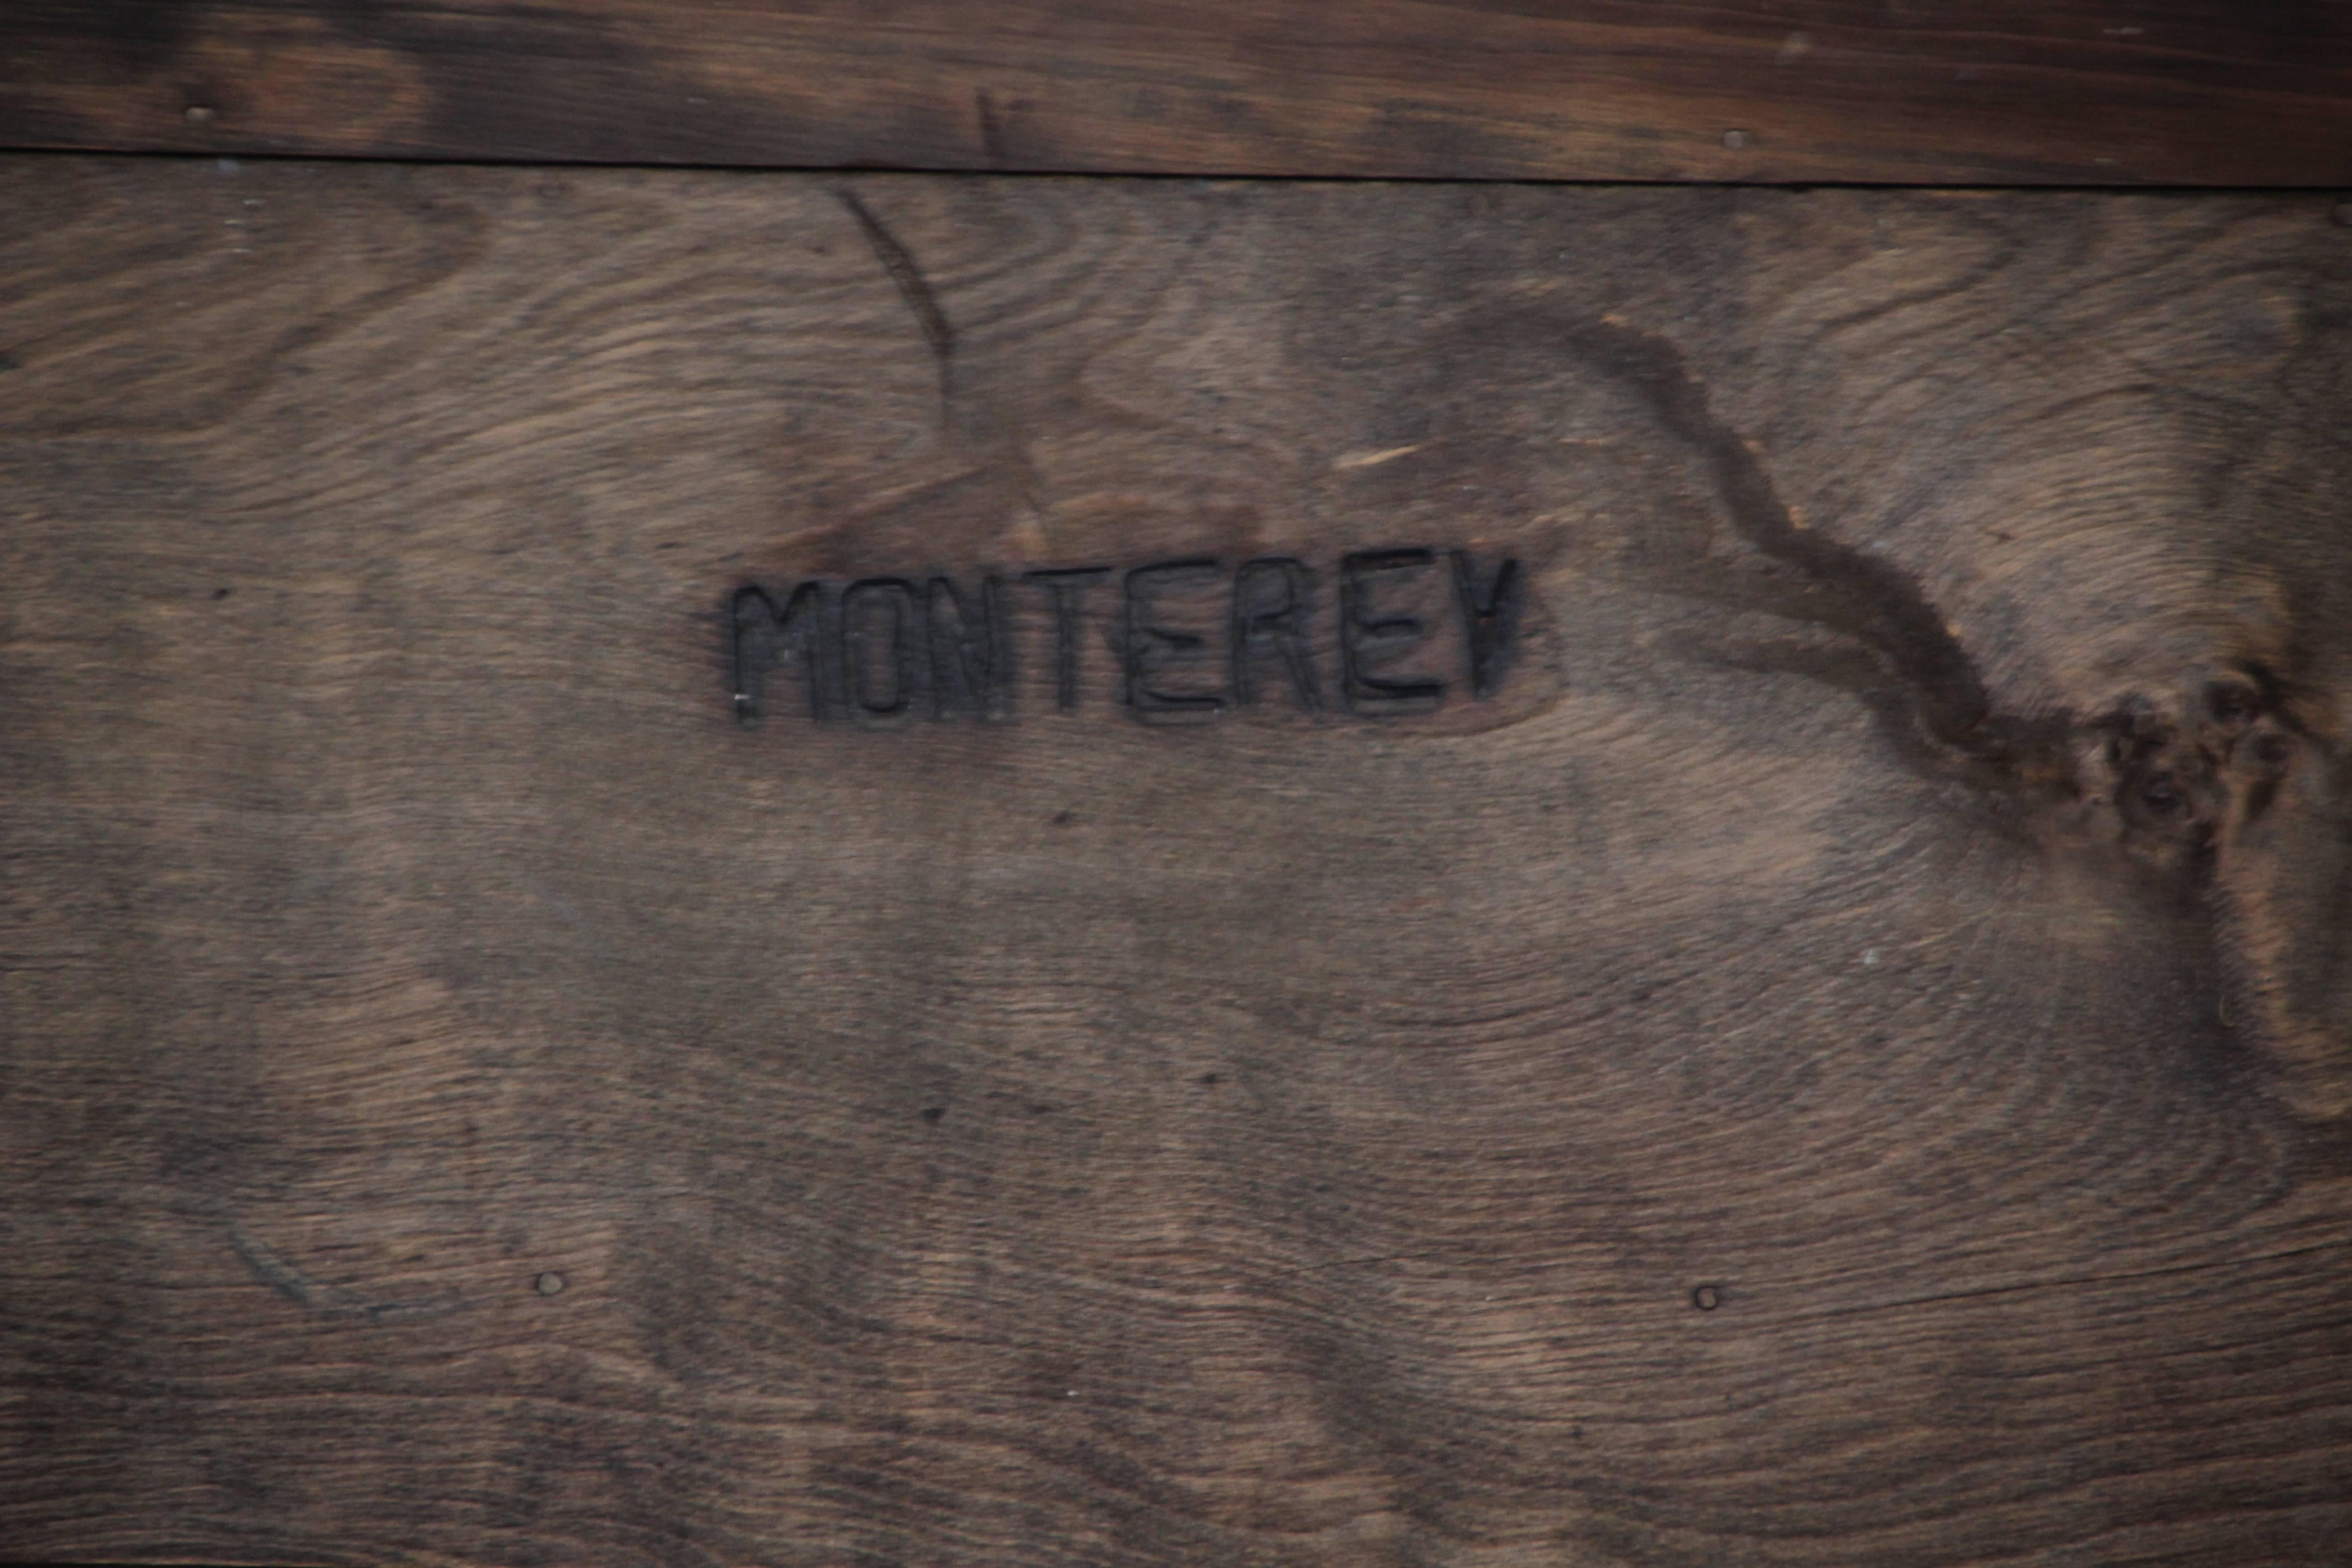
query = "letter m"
xmin=730 ymin=582 xmax=829 ymax=725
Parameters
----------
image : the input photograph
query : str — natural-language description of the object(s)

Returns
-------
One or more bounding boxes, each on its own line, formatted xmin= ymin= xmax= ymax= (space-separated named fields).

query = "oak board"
xmin=3 ymin=158 xmax=2352 ymax=1565
xmin=3 ymin=1 xmax=2351 ymax=186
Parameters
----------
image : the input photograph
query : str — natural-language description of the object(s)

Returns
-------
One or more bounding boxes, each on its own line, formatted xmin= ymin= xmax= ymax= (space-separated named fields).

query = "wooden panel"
xmin=2 ymin=1 xmax=2350 ymax=185
xmin=4 ymin=158 xmax=2352 ymax=1565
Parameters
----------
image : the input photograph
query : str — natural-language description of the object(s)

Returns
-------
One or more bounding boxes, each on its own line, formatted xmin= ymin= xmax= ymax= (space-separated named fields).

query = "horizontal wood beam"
xmin=0 ymin=1 xmax=2346 ymax=184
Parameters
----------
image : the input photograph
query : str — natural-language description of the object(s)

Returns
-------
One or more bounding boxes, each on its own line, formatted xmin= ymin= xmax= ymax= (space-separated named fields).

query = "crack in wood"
xmin=837 ymin=186 xmax=956 ymax=404
xmin=216 ymin=1199 xmax=466 ymax=1325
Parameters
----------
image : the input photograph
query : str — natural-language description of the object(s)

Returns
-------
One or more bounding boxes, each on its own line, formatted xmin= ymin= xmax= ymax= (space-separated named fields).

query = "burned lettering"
xmin=1230 ymin=556 xmax=1318 ymax=712
xmin=1124 ymin=559 xmax=1228 ymax=723
xmin=1341 ymin=549 xmax=1445 ymax=716
xmin=729 ymin=545 xmax=1525 ymax=730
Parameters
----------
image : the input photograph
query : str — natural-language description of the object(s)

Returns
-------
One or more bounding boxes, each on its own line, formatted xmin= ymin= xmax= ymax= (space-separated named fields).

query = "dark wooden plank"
xmin=2 ymin=1 xmax=2350 ymax=184
xmin=3 ymin=159 xmax=2352 ymax=1565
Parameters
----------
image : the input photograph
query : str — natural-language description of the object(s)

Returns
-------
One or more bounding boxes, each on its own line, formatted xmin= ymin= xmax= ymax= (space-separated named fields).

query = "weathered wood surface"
xmin=4 ymin=159 xmax=2352 ymax=1566
xmin=4 ymin=2 xmax=2352 ymax=185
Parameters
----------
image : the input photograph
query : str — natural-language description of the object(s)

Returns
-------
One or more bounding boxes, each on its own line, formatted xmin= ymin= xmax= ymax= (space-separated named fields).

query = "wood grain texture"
xmin=2 ymin=2 xmax=2351 ymax=185
xmin=3 ymin=159 xmax=2352 ymax=1566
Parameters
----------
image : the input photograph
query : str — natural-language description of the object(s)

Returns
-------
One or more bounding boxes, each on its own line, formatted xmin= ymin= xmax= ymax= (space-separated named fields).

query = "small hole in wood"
xmin=1692 ymin=1284 xmax=1721 ymax=1311
xmin=2205 ymin=681 xmax=2259 ymax=728
xmin=2140 ymin=777 xmax=2183 ymax=817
